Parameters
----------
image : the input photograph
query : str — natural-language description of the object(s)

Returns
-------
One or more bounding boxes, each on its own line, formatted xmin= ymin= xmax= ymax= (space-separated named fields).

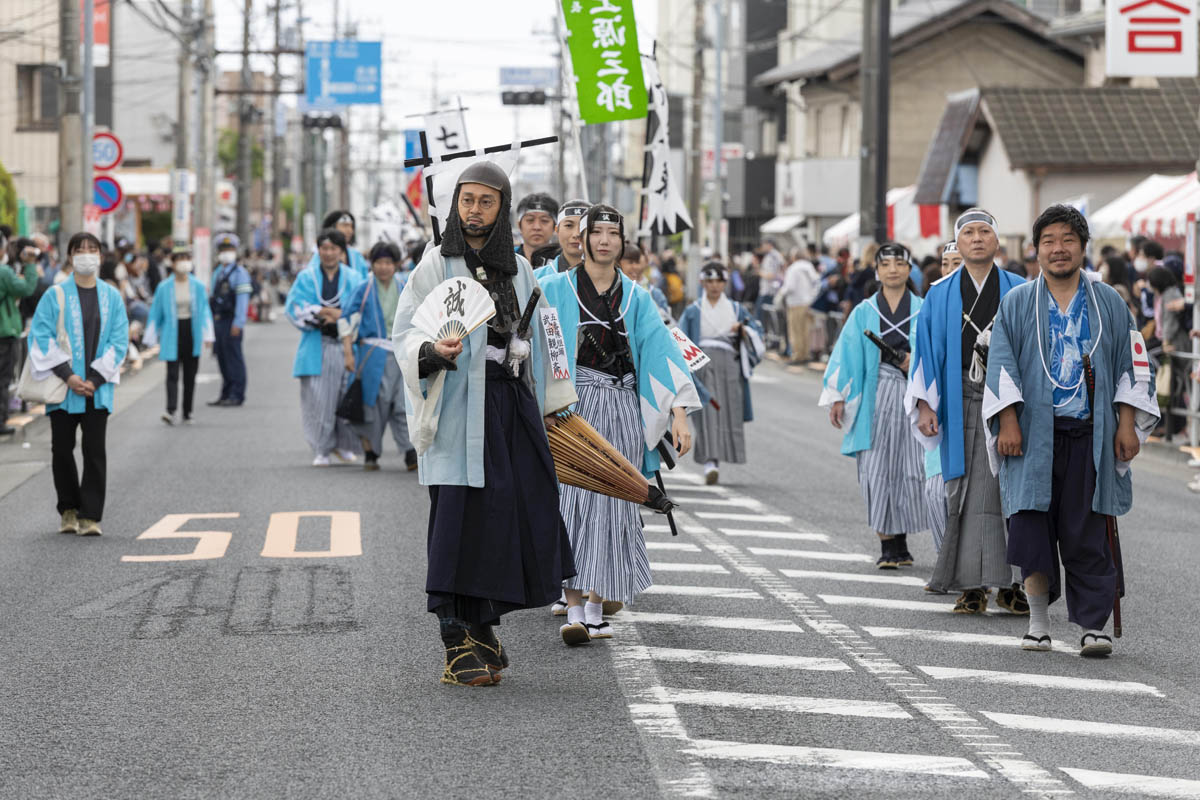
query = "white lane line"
xmin=694 ymin=511 xmax=793 ymax=523
xmin=640 ymin=584 xmax=764 ymax=600
xmin=751 ymin=548 xmax=875 ymax=563
xmin=634 ymin=647 xmax=849 ymax=672
xmin=661 ymin=687 xmax=909 ymax=719
xmin=683 ymin=739 xmax=990 ymax=779
xmin=982 ymin=712 xmax=1200 ymax=746
xmin=624 ymin=611 xmax=804 ymax=633
xmin=671 ymin=496 xmax=764 ymax=509
xmin=1060 ymin=768 xmax=1200 ymax=798
xmin=720 ymin=529 xmax=830 ymax=542
xmin=819 ymin=595 xmax=999 ymax=614
xmin=650 ymin=562 xmax=730 ymax=574
xmin=644 ymin=523 xmax=711 ymax=535
xmin=659 ymin=484 xmax=725 ymax=494
xmin=863 ymin=626 xmax=1081 ymax=654
xmin=918 ymin=666 xmax=1165 ymax=697
xmin=662 ymin=472 xmax=703 ymax=484
xmin=781 ymin=569 xmax=928 ymax=586
xmin=646 ymin=541 xmax=702 ymax=552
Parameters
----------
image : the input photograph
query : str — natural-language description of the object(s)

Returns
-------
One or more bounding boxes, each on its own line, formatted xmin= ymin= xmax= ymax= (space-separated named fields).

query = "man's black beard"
xmin=462 ymin=220 xmax=495 ymax=239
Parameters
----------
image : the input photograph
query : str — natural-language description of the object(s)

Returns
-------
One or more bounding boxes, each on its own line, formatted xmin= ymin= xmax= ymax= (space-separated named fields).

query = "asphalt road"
xmin=1 ymin=319 xmax=1198 ymax=799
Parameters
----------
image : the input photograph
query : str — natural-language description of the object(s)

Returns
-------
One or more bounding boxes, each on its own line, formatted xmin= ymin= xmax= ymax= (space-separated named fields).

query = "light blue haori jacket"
xmin=819 ymin=290 xmax=922 ymax=456
xmin=678 ymin=297 xmax=765 ymax=421
xmin=284 ymin=263 xmax=362 ymax=378
xmin=983 ymin=274 xmax=1159 ymax=517
xmin=904 ymin=266 xmax=1023 ymax=480
xmin=540 ymin=267 xmax=701 ymax=477
xmin=392 ymin=247 xmax=577 ymax=488
xmin=27 ymin=279 xmax=129 ymax=414
xmin=343 ymin=272 xmax=408 ymax=407
xmin=144 ymin=275 xmax=215 ymax=361
xmin=308 ymin=245 xmax=369 ymax=280
xmin=533 ymin=254 xmax=575 ymax=284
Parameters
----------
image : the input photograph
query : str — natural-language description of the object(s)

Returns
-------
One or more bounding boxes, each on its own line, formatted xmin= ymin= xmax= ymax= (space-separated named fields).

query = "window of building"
xmin=17 ymin=65 xmax=59 ymax=131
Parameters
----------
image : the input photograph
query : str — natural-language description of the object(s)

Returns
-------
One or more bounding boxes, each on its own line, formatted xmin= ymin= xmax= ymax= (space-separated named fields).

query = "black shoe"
xmin=440 ymin=622 xmax=496 ymax=686
xmin=217 ymin=398 xmax=242 ymax=407
xmin=468 ymin=623 xmax=509 ymax=677
xmin=206 ymin=398 xmax=228 ymax=407
xmin=405 ymin=448 xmax=418 ymax=471
xmin=363 ymin=451 xmax=380 ymax=472
xmin=893 ymin=535 xmax=913 ymax=566
xmin=876 ymin=538 xmax=899 ymax=569
xmin=0 ymin=426 xmax=15 ymax=436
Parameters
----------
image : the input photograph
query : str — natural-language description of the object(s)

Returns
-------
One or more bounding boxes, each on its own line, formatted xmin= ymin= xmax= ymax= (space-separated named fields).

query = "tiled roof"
xmin=914 ymin=90 xmax=982 ymax=205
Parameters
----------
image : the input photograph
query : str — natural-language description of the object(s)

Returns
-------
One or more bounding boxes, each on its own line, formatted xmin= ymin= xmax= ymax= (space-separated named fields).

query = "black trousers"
xmin=166 ymin=320 xmax=199 ymax=417
xmin=49 ymin=399 xmax=109 ymax=521
xmin=0 ymin=336 xmax=17 ymax=426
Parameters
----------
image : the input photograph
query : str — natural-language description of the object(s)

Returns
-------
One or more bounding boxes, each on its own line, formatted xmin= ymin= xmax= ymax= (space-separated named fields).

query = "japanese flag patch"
xmin=1130 ymin=330 xmax=1152 ymax=383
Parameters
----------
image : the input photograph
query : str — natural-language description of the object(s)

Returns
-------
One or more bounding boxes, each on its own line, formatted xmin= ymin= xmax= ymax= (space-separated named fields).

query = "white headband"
xmin=557 ymin=205 xmax=589 ymax=224
xmin=954 ymin=210 xmax=997 ymax=239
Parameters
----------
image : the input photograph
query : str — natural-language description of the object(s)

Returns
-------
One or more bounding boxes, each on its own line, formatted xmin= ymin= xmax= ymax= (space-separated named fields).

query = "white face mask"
xmin=73 ymin=253 xmax=100 ymax=275
xmin=1133 ymin=256 xmax=1149 ymax=273
xmin=217 ymin=251 xmax=237 ymax=265
xmin=175 ymin=260 xmax=194 ymax=274
xmin=114 ymin=264 xmax=128 ymax=281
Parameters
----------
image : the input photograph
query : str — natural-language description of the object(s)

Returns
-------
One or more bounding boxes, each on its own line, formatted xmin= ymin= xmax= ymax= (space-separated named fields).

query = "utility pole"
xmin=174 ymin=0 xmax=194 ymax=246
xmin=58 ymin=0 xmax=83 ymax=240
xmin=858 ymin=0 xmax=890 ymax=245
xmin=82 ymin=0 xmax=95 ymax=238
xmin=688 ymin=0 xmax=705 ymax=248
xmin=554 ymin=4 xmax=567 ymax=201
xmin=236 ymin=0 xmax=253 ymax=248
xmin=710 ymin=0 xmax=724 ymax=258
xmin=195 ymin=0 xmax=216 ymax=281
xmin=270 ymin=0 xmax=284 ymax=242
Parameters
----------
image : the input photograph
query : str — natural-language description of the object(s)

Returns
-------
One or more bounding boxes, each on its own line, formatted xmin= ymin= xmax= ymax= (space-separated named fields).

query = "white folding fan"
xmin=411 ymin=277 xmax=496 ymax=341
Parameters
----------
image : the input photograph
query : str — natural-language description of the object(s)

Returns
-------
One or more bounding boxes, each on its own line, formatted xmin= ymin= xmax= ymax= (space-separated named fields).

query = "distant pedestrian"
xmin=514 ymin=191 xmax=560 ymax=266
xmin=781 ymin=254 xmax=820 ymax=364
xmin=1 ymin=232 xmax=39 ymax=434
xmin=207 ymin=233 xmax=252 ymax=407
xmin=27 ymin=233 xmax=128 ymax=536
xmin=146 ymin=246 xmax=214 ymax=425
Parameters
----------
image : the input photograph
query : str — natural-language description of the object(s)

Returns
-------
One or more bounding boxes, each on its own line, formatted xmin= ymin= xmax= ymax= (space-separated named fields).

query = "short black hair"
xmin=368 ymin=241 xmax=402 ymax=264
xmin=620 ymin=241 xmax=643 ymax=262
xmin=322 ymin=210 xmax=354 ymax=230
xmin=1129 ymin=235 xmax=1147 ymax=253
xmin=67 ymin=232 xmax=102 ymax=256
xmin=316 ymin=228 xmax=349 ymax=256
xmin=1032 ymin=204 xmax=1090 ymax=250
xmin=1142 ymin=240 xmax=1164 ymax=261
xmin=1147 ymin=265 xmax=1177 ymax=293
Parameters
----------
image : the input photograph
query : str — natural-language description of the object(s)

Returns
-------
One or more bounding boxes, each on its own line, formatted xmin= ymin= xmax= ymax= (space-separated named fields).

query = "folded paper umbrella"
xmin=547 ymin=412 xmax=678 ymax=514
xmin=411 ymin=277 xmax=496 ymax=341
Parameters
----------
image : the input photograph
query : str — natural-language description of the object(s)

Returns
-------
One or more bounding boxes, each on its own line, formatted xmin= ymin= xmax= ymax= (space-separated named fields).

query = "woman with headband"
xmin=533 ymin=200 xmax=589 ymax=282
xmin=820 ymin=242 xmax=928 ymax=568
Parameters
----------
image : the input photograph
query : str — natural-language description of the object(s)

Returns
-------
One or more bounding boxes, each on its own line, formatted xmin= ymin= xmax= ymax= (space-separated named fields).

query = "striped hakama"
xmin=855 ymin=363 xmax=927 ymax=535
xmin=692 ymin=344 xmax=745 ymax=464
xmin=299 ymin=339 xmax=360 ymax=457
xmin=927 ymin=373 xmax=1011 ymax=592
xmin=926 ymin=474 xmax=947 ymax=553
xmin=561 ymin=366 xmax=652 ymax=603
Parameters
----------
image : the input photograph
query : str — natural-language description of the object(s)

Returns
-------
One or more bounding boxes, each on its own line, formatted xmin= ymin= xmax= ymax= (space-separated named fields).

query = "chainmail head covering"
xmin=440 ymin=161 xmax=517 ymax=275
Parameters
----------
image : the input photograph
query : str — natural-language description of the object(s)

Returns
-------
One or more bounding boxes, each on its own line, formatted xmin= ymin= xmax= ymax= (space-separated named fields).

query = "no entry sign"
xmin=93 ymin=175 xmax=123 ymax=214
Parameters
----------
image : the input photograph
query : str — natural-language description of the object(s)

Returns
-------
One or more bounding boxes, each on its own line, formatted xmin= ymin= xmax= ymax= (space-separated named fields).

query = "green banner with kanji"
xmin=562 ymin=0 xmax=647 ymax=124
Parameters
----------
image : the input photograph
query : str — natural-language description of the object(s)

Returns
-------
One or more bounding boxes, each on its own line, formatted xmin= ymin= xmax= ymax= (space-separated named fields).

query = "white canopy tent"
xmin=822 ymin=186 xmax=948 ymax=255
xmin=1090 ymin=173 xmax=1199 ymax=240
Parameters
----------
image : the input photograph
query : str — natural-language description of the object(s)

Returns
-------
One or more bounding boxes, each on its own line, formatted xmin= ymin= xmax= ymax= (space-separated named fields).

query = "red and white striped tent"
xmin=1090 ymin=173 xmax=1200 ymax=240
xmin=822 ymin=185 xmax=949 ymax=254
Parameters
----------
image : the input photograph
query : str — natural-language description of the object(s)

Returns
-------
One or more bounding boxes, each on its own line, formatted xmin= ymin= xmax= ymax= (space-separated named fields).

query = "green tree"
xmin=217 ymin=129 xmax=264 ymax=179
xmin=279 ymin=192 xmax=305 ymax=227
xmin=0 ymin=159 xmax=17 ymax=230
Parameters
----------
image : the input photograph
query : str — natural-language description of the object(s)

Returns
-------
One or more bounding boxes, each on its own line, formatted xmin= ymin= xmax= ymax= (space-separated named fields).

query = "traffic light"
xmin=303 ymin=113 xmax=344 ymax=130
xmin=501 ymin=90 xmax=547 ymax=106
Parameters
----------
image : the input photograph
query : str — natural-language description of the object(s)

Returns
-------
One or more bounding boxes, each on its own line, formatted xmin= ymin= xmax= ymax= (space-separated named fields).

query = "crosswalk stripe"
xmin=694 ymin=511 xmax=793 ymax=523
xmin=862 ymin=626 xmax=1081 ymax=654
xmin=819 ymin=595 xmax=998 ymax=613
xmin=662 ymin=687 xmax=908 ymax=718
xmin=781 ymin=569 xmax=927 ymax=586
xmin=982 ymin=712 xmax=1200 ymax=746
xmin=650 ymin=562 xmax=730 ymax=574
xmin=682 ymin=738 xmax=990 ymax=778
xmin=751 ymin=548 xmax=875 ymax=563
xmin=662 ymin=472 xmax=703 ymax=484
xmin=624 ymin=611 xmax=803 ymax=632
xmin=644 ymin=523 xmax=711 ymax=534
xmin=917 ymin=666 xmax=1165 ymax=697
xmin=634 ymin=646 xmax=849 ymax=672
xmin=672 ymin=496 xmax=763 ymax=508
xmin=1060 ymin=768 xmax=1200 ymax=798
xmin=719 ymin=529 xmax=830 ymax=542
xmin=640 ymin=584 xmax=764 ymax=599
xmin=658 ymin=484 xmax=725 ymax=494
xmin=645 ymin=541 xmax=702 ymax=552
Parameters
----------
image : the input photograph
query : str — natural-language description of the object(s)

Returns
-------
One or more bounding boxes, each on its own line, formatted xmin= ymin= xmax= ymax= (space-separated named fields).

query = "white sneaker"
xmin=334 ymin=449 xmax=358 ymax=463
xmin=312 ymin=453 xmax=331 ymax=467
xmin=161 ymin=412 xmax=175 ymax=426
xmin=1189 ymin=476 xmax=1200 ymax=493
xmin=1187 ymin=457 xmax=1200 ymax=468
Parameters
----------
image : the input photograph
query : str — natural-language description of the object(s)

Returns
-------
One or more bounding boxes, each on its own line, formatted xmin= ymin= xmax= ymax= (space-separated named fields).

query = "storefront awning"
xmin=759 ymin=214 xmax=805 ymax=234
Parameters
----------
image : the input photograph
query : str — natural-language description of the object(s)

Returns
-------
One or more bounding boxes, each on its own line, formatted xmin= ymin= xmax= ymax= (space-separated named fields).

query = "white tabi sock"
xmin=567 ymin=605 xmax=586 ymax=626
xmin=704 ymin=460 xmax=717 ymax=472
xmin=1027 ymin=593 xmax=1050 ymax=639
xmin=584 ymin=601 xmax=604 ymax=627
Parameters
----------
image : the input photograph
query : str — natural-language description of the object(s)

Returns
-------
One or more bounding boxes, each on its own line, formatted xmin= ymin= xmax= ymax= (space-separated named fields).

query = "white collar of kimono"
xmin=311 ymin=263 xmax=348 ymax=307
xmin=700 ymin=292 xmax=737 ymax=331
xmin=1034 ymin=273 xmax=1102 ymax=403
xmin=866 ymin=293 xmax=917 ymax=339
xmin=569 ymin=268 xmax=631 ymax=335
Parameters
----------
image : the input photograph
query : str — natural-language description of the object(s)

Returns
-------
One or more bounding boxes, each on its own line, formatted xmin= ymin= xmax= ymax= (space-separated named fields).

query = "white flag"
xmin=423 ymin=143 xmax=523 ymax=240
xmin=424 ymin=110 xmax=471 ymax=160
xmin=639 ymin=55 xmax=692 ymax=237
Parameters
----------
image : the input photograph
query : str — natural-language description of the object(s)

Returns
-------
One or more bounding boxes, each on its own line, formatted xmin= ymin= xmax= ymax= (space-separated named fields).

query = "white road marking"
xmin=781 ymin=569 xmax=928 ymax=586
xmin=819 ymin=595 xmax=999 ymax=613
xmin=658 ymin=484 xmax=726 ymax=494
xmin=661 ymin=687 xmax=908 ymax=718
xmin=650 ymin=562 xmax=730 ymax=574
xmin=983 ymin=712 xmax=1200 ymax=746
xmin=644 ymin=523 xmax=711 ymax=534
xmin=1061 ymin=768 xmax=1200 ymax=798
xmin=640 ymin=584 xmax=763 ymax=599
xmin=634 ymin=647 xmax=849 ymax=672
xmin=694 ymin=511 xmax=793 ymax=523
xmin=719 ymin=529 xmax=830 ymax=542
xmin=751 ymin=548 xmax=875 ymax=563
xmin=683 ymin=739 xmax=990 ymax=779
xmin=918 ymin=666 xmax=1165 ymax=697
xmin=646 ymin=541 xmax=703 ymax=552
xmin=624 ymin=611 xmax=803 ymax=632
xmin=863 ymin=626 xmax=1081 ymax=654
xmin=671 ymin=496 xmax=764 ymax=508
xmin=662 ymin=471 xmax=703 ymax=484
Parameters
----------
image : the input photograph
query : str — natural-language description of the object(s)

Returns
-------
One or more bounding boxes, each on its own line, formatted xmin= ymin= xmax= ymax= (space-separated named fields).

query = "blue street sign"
xmin=93 ymin=175 xmax=123 ymax=214
xmin=403 ymin=129 xmax=422 ymax=172
xmin=305 ymin=41 xmax=382 ymax=108
xmin=499 ymin=67 xmax=558 ymax=87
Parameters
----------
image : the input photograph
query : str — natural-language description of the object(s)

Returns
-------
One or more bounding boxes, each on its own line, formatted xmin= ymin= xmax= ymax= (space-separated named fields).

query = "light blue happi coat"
xmin=540 ymin=268 xmax=701 ymax=477
xmin=342 ymin=273 xmax=408 ymax=407
xmin=819 ymin=291 xmax=922 ymax=456
xmin=983 ymin=275 xmax=1159 ymax=517
xmin=533 ymin=254 xmax=572 ymax=284
xmin=308 ymin=246 xmax=369 ymax=280
xmin=677 ymin=298 xmax=764 ymax=421
xmin=284 ymin=263 xmax=362 ymax=378
xmin=27 ymin=279 xmax=129 ymax=414
xmin=145 ymin=275 xmax=215 ymax=361
xmin=905 ymin=267 xmax=1023 ymax=480
xmin=392 ymin=247 xmax=578 ymax=488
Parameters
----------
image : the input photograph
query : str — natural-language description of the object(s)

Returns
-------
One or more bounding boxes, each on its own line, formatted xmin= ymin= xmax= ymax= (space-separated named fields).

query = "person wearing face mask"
xmin=207 ymin=233 xmax=253 ymax=407
xmin=532 ymin=199 xmax=589 ymax=282
xmin=26 ymin=232 xmax=129 ymax=536
xmin=307 ymin=210 xmax=369 ymax=280
xmin=145 ymin=246 xmax=215 ymax=425
xmin=1 ymin=234 xmax=40 ymax=435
